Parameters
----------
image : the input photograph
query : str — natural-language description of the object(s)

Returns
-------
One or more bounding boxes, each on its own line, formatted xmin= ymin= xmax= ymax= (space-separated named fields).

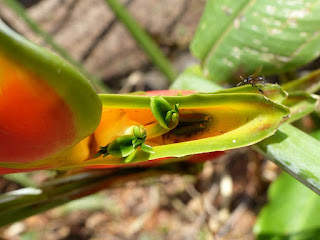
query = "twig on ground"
xmin=216 ymin=195 xmax=251 ymax=238
xmin=119 ymin=71 xmax=145 ymax=93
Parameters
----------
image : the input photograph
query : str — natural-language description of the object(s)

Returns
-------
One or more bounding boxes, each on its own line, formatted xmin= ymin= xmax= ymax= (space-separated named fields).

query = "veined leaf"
xmin=254 ymin=172 xmax=320 ymax=240
xmin=170 ymin=65 xmax=223 ymax=92
xmin=191 ymin=0 xmax=320 ymax=82
xmin=255 ymin=123 xmax=320 ymax=195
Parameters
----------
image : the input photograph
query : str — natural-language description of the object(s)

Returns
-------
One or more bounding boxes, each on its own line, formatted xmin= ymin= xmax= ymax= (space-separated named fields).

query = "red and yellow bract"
xmin=0 ymin=53 xmax=75 ymax=163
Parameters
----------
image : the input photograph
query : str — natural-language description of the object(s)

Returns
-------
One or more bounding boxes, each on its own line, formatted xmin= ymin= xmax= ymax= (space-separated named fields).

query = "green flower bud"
xmin=107 ymin=135 xmax=136 ymax=158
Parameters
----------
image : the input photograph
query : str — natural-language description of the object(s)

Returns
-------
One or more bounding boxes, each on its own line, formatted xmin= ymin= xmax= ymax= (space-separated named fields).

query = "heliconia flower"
xmin=0 ymin=21 xmax=292 ymax=174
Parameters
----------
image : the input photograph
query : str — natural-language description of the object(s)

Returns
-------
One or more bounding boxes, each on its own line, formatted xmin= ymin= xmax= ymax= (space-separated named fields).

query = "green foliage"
xmin=191 ymin=0 xmax=320 ymax=82
xmin=254 ymin=172 xmax=320 ymax=240
xmin=282 ymin=92 xmax=319 ymax=123
xmin=255 ymin=124 xmax=320 ymax=195
xmin=170 ymin=66 xmax=223 ymax=92
xmin=254 ymin=132 xmax=320 ymax=239
xmin=282 ymin=69 xmax=320 ymax=93
xmin=186 ymin=0 xmax=320 ymax=196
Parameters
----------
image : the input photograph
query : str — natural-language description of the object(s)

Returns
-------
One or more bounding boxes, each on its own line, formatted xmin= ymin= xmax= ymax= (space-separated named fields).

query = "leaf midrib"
xmin=203 ymin=0 xmax=257 ymax=67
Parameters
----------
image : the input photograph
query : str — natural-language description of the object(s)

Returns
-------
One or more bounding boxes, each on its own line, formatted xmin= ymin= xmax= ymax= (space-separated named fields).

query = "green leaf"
xmin=282 ymin=69 xmax=320 ymax=93
xmin=170 ymin=65 xmax=223 ymax=92
xmin=255 ymin=123 xmax=320 ymax=195
xmin=254 ymin=172 xmax=320 ymax=239
xmin=283 ymin=92 xmax=319 ymax=123
xmin=311 ymin=129 xmax=320 ymax=139
xmin=191 ymin=0 xmax=320 ymax=82
xmin=255 ymin=126 xmax=320 ymax=239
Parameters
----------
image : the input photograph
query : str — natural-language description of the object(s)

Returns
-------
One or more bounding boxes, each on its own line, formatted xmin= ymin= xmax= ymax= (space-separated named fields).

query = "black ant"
xmin=237 ymin=67 xmax=265 ymax=93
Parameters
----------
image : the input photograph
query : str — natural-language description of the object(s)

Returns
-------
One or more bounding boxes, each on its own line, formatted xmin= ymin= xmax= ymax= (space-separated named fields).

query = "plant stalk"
xmin=0 ymin=162 xmax=200 ymax=227
xmin=104 ymin=0 xmax=177 ymax=82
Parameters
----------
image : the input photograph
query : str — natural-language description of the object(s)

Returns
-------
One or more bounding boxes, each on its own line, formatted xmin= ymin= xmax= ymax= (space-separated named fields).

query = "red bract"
xmin=0 ymin=55 xmax=75 ymax=163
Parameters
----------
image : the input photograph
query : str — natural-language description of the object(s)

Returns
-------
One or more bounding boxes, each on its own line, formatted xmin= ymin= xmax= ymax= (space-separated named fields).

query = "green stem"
xmin=104 ymin=0 xmax=177 ymax=82
xmin=0 ymin=200 xmax=67 ymax=227
xmin=145 ymin=121 xmax=172 ymax=138
xmin=3 ymin=172 xmax=37 ymax=187
xmin=3 ymin=0 xmax=110 ymax=93
xmin=0 ymin=163 xmax=199 ymax=227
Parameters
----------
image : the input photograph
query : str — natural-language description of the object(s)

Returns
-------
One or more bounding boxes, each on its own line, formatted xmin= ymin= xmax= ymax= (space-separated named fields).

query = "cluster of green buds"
xmin=95 ymin=96 xmax=180 ymax=162
xmin=95 ymin=125 xmax=155 ymax=163
xmin=150 ymin=96 xmax=179 ymax=129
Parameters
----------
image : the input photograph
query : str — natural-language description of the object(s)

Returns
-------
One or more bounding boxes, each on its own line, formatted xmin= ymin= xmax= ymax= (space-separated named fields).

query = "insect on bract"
xmin=237 ymin=67 xmax=266 ymax=93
